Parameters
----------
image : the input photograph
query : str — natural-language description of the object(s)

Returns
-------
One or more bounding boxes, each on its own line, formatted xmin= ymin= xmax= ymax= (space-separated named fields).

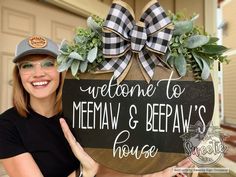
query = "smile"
xmin=32 ymin=81 xmax=49 ymax=86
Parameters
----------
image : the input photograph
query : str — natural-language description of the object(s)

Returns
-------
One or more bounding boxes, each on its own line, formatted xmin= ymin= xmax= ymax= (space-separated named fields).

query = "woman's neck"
xmin=30 ymin=96 xmax=57 ymax=118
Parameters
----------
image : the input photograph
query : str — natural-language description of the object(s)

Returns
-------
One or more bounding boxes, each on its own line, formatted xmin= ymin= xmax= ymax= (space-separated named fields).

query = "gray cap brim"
xmin=13 ymin=48 xmax=58 ymax=63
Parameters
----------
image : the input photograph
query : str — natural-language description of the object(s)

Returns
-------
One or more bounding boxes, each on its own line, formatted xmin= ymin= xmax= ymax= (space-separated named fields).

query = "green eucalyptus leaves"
xmin=57 ymin=16 xmax=104 ymax=78
xmin=57 ymin=12 xmax=229 ymax=81
xmin=167 ymin=12 xmax=229 ymax=81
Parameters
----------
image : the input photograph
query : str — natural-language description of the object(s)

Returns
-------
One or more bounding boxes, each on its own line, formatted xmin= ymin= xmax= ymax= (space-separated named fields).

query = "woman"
xmin=0 ymin=35 xmax=97 ymax=177
xmin=0 ymin=35 xmax=191 ymax=177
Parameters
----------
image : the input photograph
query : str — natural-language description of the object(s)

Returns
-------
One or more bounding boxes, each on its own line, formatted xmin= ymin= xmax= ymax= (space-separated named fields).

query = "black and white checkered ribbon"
xmin=100 ymin=0 xmax=173 ymax=83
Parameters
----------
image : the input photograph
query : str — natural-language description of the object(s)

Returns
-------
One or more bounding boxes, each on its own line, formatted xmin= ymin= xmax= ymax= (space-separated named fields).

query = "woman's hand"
xmin=60 ymin=118 xmax=99 ymax=177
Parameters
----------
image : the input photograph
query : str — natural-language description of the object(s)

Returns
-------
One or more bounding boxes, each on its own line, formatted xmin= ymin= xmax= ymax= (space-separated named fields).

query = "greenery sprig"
xmin=57 ymin=15 xmax=105 ymax=78
xmin=167 ymin=11 xmax=229 ymax=81
xmin=57 ymin=12 xmax=229 ymax=81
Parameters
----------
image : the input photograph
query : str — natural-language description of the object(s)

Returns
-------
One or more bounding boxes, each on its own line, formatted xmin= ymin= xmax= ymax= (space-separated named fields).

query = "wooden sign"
xmin=62 ymin=60 xmax=214 ymax=174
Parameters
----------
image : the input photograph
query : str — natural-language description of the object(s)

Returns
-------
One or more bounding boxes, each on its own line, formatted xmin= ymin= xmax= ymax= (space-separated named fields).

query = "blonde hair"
xmin=12 ymin=56 xmax=66 ymax=117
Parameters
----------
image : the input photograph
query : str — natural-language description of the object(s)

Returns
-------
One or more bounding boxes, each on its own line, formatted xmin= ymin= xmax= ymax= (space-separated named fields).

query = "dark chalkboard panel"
xmin=62 ymin=77 xmax=214 ymax=174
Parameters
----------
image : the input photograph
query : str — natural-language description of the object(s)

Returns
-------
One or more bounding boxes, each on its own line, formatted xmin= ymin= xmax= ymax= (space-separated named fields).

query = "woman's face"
xmin=18 ymin=55 xmax=60 ymax=102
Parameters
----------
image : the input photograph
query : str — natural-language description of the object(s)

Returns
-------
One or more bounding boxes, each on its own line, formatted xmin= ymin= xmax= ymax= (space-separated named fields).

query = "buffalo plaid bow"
xmin=100 ymin=0 xmax=173 ymax=83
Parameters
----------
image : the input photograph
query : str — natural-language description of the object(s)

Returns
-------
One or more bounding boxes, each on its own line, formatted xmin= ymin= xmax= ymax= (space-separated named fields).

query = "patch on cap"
xmin=28 ymin=35 xmax=47 ymax=48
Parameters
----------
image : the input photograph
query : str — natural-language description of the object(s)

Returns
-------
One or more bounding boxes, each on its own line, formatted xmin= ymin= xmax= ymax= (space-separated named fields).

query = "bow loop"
xmin=140 ymin=0 xmax=172 ymax=35
xmin=103 ymin=31 xmax=130 ymax=57
xmin=146 ymin=27 xmax=173 ymax=54
xmin=104 ymin=2 xmax=135 ymax=40
xmin=101 ymin=0 xmax=173 ymax=83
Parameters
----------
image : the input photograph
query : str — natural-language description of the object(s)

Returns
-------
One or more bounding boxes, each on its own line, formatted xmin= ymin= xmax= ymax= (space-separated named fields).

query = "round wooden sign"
xmin=62 ymin=57 xmax=214 ymax=175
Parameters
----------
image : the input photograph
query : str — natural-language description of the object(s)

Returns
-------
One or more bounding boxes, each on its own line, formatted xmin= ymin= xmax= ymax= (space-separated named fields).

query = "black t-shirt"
xmin=0 ymin=107 xmax=80 ymax=177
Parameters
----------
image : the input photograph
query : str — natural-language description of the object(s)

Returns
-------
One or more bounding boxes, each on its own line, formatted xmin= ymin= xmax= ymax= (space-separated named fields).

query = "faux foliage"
xmin=57 ymin=12 xmax=229 ymax=81
xmin=167 ymin=11 xmax=229 ymax=81
xmin=57 ymin=15 xmax=105 ymax=78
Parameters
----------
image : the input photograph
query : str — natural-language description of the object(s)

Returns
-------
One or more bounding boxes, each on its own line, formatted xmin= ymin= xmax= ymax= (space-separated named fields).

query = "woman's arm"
xmin=60 ymin=118 xmax=99 ymax=177
xmin=68 ymin=170 xmax=76 ymax=177
xmin=1 ymin=153 xmax=43 ymax=177
xmin=60 ymin=118 xmax=193 ymax=177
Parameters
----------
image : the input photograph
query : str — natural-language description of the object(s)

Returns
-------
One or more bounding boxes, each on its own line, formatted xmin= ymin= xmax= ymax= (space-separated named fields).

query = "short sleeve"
xmin=0 ymin=119 xmax=26 ymax=159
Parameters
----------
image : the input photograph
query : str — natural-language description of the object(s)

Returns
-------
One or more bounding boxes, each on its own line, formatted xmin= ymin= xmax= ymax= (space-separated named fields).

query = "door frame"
xmin=43 ymin=0 xmax=110 ymax=18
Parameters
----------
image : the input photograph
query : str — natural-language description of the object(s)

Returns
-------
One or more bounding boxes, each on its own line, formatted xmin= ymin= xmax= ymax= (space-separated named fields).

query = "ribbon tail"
xmin=138 ymin=50 xmax=157 ymax=83
xmin=99 ymin=51 xmax=132 ymax=83
xmin=156 ymin=54 xmax=172 ymax=69
xmin=90 ymin=69 xmax=114 ymax=74
xmin=117 ymin=55 xmax=133 ymax=84
xmin=137 ymin=58 xmax=151 ymax=83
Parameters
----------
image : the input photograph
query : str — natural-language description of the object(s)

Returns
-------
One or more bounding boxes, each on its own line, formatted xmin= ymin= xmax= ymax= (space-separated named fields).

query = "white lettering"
xmin=113 ymin=130 xmax=158 ymax=159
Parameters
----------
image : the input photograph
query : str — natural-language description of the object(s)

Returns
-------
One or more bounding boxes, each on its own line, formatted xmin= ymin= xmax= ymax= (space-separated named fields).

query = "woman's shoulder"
xmin=0 ymin=107 xmax=20 ymax=121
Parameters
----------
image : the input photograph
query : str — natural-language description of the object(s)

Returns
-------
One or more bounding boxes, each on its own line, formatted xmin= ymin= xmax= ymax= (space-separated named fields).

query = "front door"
xmin=0 ymin=0 xmax=86 ymax=113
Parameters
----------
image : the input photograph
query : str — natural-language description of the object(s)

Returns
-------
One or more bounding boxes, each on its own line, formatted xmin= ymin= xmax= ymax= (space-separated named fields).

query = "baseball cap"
xmin=13 ymin=35 xmax=59 ymax=63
